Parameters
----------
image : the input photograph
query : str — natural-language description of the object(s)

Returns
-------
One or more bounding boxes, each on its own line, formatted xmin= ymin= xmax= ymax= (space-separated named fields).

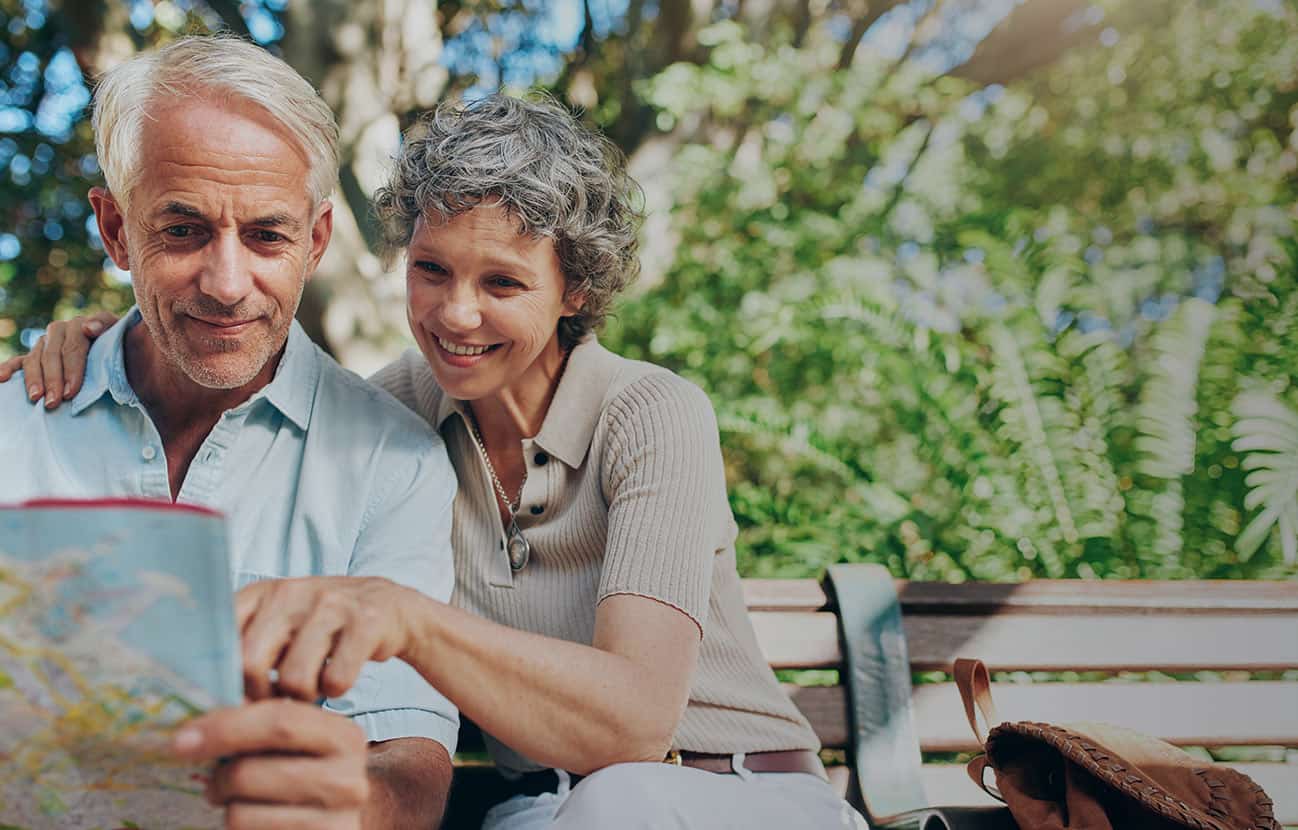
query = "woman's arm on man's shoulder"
xmin=0 ymin=310 xmax=117 ymax=408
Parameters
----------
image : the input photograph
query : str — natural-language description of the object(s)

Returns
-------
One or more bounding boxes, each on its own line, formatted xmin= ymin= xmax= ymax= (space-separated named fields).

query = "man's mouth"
xmin=190 ymin=316 xmax=259 ymax=335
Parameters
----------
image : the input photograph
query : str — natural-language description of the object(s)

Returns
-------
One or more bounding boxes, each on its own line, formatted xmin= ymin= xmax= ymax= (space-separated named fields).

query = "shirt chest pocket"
xmin=234 ymin=570 xmax=279 ymax=591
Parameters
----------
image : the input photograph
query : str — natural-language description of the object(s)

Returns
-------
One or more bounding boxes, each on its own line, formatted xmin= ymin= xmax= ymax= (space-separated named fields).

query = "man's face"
xmin=91 ymin=95 xmax=331 ymax=390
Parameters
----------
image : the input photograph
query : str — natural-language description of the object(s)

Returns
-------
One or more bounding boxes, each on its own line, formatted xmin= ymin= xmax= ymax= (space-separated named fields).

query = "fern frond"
xmin=988 ymin=323 xmax=1078 ymax=551
xmin=1231 ymin=392 xmax=1298 ymax=563
xmin=1134 ymin=298 xmax=1216 ymax=478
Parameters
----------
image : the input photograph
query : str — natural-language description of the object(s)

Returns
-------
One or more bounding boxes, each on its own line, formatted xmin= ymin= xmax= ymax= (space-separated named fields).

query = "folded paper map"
xmin=0 ymin=499 xmax=241 ymax=829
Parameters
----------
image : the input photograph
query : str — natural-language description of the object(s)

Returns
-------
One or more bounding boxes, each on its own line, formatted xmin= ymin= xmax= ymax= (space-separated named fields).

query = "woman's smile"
xmin=433 ymin=335 xmax=503 ymax=367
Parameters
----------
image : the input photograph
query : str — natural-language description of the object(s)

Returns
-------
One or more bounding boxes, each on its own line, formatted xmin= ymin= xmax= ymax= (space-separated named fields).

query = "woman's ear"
xmin=563 ymin=288 xmax=587 ymax=316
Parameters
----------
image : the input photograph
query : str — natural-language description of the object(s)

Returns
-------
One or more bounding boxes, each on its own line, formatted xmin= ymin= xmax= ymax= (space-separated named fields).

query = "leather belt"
xmin=502 ymin=749 xmax=826 ymax=798
xmin=503 ymin=768 xmax=585 ymax=798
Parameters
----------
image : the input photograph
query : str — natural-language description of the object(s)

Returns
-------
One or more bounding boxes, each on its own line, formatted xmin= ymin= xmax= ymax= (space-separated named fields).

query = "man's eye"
xmin=252 ymin=230 xmax=286 ymax=244
xmin=414 ymin=261 xmax=446 ymax=275
xmin=164 ymin=225 xmax=195 ymax=238
xmin=489 ymin=276 xmax=522 ymax=289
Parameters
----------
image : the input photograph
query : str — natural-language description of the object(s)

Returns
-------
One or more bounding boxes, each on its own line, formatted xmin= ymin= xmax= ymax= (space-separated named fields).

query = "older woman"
xmin=4 ymin=95 xmax=862 ymax=829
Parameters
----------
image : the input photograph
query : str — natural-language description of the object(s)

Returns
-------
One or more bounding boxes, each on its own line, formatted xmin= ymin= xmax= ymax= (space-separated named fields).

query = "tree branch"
xmin=946 ymin=0 xmax=1097 ymax=86
xmin=838 ymin=0 xmax=909 ymax=71
xmin=204 ymin=0 xmax=255 ymax=40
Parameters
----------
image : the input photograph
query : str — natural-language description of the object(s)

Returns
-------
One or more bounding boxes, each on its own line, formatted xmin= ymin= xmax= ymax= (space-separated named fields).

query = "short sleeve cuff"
xmin=343 ymin=707 xmax=461 ymax=755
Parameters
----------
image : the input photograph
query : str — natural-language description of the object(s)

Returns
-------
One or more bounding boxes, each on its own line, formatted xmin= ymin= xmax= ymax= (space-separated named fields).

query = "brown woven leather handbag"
xmin=953 ymin=659 xmax=1279 ymax=830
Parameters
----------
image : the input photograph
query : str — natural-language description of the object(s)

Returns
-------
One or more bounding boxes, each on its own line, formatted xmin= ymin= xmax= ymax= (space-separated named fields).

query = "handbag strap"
xmin=955 ymin=658 xmax=1006 ymax=803
xmin=954 ymin=657 xmax=999 ymax=744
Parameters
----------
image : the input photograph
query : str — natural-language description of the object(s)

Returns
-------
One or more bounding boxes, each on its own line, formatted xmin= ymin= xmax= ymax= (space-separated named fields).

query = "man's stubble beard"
xmin=140 ymin=277 xmax=306 ymax=391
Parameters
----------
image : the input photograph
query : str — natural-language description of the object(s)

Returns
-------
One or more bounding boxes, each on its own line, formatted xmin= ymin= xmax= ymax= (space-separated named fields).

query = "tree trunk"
xmin=281 ymin=0 xmax=447 ymax=372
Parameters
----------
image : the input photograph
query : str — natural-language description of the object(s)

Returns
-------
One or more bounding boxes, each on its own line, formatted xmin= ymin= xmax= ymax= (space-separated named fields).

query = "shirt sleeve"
xmin=321 ymin=422 xmax=460 ymax=753
xmin=596 ymin=372 xmax=730 ymax=635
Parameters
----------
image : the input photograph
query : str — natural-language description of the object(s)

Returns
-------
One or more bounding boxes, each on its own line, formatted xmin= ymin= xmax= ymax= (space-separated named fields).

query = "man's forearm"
xmin=362 ymin=737 xmax=453 ymax=830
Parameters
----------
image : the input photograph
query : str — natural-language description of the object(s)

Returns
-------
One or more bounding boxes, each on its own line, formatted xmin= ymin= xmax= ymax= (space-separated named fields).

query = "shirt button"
xmin=141 ymin=446 xmax=157 ymax=461
xmin=530 ymin=505 xmax=544 ymax=515
xmin=533 ymin=451 xmax=549 ymax=466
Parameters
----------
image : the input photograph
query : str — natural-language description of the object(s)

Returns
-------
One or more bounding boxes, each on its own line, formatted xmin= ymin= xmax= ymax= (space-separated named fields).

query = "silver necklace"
xmin=465 ymin=409 xmax=530 ymax=571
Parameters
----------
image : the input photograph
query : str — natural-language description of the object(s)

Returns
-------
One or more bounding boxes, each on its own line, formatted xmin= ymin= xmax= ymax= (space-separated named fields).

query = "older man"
xmin=0 ymin=37 xmax=456 ymax=829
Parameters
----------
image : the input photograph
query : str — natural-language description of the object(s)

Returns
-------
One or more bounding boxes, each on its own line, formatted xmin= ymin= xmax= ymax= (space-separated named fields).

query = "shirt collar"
xmin=67 ymin=306 xmax=319 ymax=430
xmin=533 ymin=336 xmax=624 ymax=468
xmin=67 ymin=306 xmax=141 ymax=415
xmin=258 ymin=320 xmax=319 ymax=431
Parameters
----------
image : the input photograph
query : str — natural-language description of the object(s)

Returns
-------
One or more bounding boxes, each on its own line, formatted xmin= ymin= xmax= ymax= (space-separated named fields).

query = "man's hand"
xmin=237 ymin=576 xmax=420 ymax=702
xmin=173 ymin=699 xmax=370 ymax=830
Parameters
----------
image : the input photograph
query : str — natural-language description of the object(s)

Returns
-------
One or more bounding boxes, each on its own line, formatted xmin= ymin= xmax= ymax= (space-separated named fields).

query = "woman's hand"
xmin=236 ymin=576 xmax=421 ymax=702
xmin=0 ymin=310 xmax=118 ymax=409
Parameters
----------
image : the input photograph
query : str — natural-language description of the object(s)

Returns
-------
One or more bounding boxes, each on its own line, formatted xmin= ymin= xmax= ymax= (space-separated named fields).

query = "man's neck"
xmin=123 ymin=324 xmax=283 ymax=498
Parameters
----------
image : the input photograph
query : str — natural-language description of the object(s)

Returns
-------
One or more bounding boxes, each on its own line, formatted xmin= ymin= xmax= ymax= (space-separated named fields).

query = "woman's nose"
xmin=438 ymin=285 xmax=482 ymax=332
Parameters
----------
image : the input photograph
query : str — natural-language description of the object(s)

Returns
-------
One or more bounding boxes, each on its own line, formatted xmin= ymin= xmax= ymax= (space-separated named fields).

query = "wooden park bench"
xmin=446 ymin=565 xmax=1298 ymax=828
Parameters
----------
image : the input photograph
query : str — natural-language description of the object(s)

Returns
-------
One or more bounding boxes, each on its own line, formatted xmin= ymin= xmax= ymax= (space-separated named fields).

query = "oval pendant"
xmin=507 ymin=527 xmax=531 ymax=571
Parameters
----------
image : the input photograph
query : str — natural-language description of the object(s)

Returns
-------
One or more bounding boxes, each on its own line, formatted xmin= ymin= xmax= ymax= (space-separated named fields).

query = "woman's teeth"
xmin=438 ymin=337 xmax=492 ymax=356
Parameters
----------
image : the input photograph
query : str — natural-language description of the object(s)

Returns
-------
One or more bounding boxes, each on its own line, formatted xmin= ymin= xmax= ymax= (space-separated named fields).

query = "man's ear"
xmin=88 ymin=188 xmax=130 ymax=271
xmin=304 ymin=199 xmax=334 ymax=281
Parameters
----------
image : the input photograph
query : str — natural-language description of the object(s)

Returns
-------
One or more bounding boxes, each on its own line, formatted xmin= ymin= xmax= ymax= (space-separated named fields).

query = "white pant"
xmin=480 ymin=760 xmax=869 ymax=830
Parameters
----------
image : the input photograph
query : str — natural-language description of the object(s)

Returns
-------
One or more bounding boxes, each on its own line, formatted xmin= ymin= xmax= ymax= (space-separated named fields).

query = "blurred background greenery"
xmin=2 ymin=0 xmax=1296 ymax=581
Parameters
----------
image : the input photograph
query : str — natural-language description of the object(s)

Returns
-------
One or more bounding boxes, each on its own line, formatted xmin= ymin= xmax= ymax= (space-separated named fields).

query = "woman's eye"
xmin=414 ymin=261 xmax=446 ymax=275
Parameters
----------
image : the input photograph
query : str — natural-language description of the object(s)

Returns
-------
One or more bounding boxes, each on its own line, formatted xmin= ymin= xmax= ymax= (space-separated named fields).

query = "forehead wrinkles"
xmin=132 ymin=96 xmax=313 ymax=213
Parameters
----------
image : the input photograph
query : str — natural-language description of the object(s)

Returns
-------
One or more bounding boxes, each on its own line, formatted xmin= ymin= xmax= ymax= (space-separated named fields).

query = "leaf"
xmin=1231 ymin=392 xmax=1298 ymax=563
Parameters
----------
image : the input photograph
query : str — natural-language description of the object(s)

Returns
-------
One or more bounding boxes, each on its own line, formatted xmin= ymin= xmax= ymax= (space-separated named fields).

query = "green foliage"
xmin=604 ymin=1 xmax=1298 ymax=580
xmin=0 ymin=2 xmax=211 ymax=358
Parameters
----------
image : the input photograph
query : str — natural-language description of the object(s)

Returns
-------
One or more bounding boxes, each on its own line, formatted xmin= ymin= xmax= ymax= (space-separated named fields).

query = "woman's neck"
xmin=468 ymin=338 xmax=569 ymax=446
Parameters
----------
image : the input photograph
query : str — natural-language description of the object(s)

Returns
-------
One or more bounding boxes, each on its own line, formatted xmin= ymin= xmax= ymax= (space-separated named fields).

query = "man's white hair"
xmin=91 ymin=35 xmax=339 ymax=210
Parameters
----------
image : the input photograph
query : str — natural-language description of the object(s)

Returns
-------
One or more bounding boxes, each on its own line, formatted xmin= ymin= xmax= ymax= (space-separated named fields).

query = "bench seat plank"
xmin=784 ymin=682 xmax=1298 ymax=750
xmin=744 ymin=579 xmax=1298 ymax=613
xmin=752 ymin=611 xmax=1298 ymax=671
xmin=910 ymin=681 xmax=1298 ymax=751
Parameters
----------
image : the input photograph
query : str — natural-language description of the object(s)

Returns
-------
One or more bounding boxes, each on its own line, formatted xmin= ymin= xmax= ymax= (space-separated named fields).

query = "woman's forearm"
xmin=397 ymin=590 xmax=693 ymax=774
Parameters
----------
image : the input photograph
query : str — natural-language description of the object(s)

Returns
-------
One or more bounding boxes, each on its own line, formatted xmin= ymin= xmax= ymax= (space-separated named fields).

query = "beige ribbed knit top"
xmin=369 ymin=337 xmax=818 ymax=773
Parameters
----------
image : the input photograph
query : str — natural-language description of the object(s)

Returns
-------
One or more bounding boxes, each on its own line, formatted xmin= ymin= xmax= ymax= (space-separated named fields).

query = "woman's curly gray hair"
xmin=374 ymin=94 xmax=644 ymax=349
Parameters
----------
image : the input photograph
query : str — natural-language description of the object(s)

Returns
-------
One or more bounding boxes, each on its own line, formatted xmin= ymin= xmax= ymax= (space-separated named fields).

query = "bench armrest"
xmin=825 ymin=564 xmax=928 ymax=820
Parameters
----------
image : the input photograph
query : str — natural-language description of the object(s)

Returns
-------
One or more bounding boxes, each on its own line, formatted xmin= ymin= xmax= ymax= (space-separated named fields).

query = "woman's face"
xmin=405 ymin=203 xmax=582 ymax=403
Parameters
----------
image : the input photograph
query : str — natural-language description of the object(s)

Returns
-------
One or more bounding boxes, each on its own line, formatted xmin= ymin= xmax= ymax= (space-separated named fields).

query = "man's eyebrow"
xmin=156 ymin=201 xmax=205 ymax=220
xmin=247 ymin=213 xmax=303 ymax=232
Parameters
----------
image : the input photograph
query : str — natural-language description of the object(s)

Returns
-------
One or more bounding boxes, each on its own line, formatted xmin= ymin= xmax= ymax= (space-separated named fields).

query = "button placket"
xmin=132 ymin=404 xmax=171 ymax=500
xmin=518 ymin=440 xmax=545 ymax=526
xmin=178 ymin=410 xmax=242 ymax=504
xmin=469 ymin=424 xmax=516 ymax=588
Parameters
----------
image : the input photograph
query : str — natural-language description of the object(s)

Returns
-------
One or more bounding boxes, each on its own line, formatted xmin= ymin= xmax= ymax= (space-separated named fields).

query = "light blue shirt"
xmin=0 ymin=308 xmax=459 ymax=752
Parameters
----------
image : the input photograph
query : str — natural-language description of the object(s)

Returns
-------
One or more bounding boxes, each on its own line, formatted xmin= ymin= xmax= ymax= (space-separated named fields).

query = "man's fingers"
xmin=207 ymin=753 xmax=369 ymax=809
xmin=174 ymin=699 xmax=366 ymax=761
xmin=225 ymin=802 xmax=361 ymax=830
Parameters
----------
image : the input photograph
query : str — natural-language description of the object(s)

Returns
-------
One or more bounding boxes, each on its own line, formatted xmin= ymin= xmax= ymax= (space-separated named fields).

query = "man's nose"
xmin=197 ymin=232 xmax=255 ymax=307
